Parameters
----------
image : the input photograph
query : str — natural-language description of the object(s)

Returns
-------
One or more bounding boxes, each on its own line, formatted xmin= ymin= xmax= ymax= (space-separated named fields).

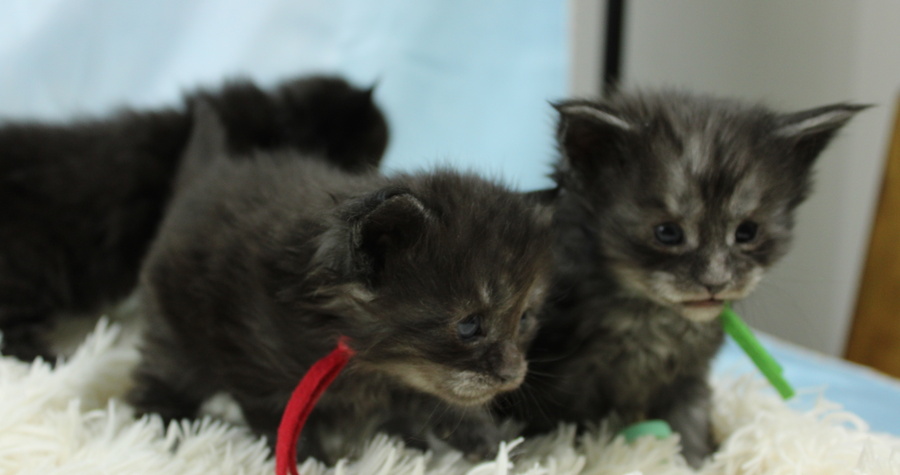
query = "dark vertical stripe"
xmin=603 ymin=0 xmax=626 ymax=96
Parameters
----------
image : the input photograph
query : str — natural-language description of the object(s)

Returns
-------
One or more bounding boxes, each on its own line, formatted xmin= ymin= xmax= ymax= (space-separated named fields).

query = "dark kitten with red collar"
xmin=499 ymin=90 xmax=865 ymax=466
xmin=128 ymin=104 xmax=553 ymax=463
xmin=0 ymin=75 xmax=387 ymax=361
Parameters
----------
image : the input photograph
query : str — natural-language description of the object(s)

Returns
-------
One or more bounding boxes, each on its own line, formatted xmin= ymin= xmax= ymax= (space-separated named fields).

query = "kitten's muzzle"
xmin=444 ymin=363 xmax=527 ymax=406
xmin=442 ymin=350 xmax=528 ymax=406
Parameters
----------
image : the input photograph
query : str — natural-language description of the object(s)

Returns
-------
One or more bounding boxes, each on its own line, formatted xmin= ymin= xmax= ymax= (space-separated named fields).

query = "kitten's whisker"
xmin=525 ymin=346 xmax=584 ymax=364
xmin=423 ymin=399 xmax=452 ymax=432
xmin=521 ymin=368 xmax=562 ymax=379
xmin=524 ymin=370 xmax=585 ymax=400
xmin=511 ymin=380 xmax=556 ymax=430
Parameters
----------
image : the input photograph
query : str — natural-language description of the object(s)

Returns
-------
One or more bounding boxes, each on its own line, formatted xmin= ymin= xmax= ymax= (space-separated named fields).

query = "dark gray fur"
xmin=499 ymin=90 xmax=866 ymax=466
xmin=0 ymin=75 xmax=388 ymax=361
xmin=128 ymin=105 xmax=554 ymax=463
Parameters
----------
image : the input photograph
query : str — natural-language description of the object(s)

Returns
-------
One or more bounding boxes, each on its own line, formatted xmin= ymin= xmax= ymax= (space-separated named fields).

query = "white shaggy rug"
xmin=2 ymin=317 xmax=899 ymax=475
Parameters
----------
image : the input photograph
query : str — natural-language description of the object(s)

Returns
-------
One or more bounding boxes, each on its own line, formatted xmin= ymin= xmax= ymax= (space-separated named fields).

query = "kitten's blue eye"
xmin=654 ymin=223 xmax=684 ymax=246
xmin=735 ymin=221 xmax=759 ymax=244
xmin=457 ymin=314 xmax=483 ymax=341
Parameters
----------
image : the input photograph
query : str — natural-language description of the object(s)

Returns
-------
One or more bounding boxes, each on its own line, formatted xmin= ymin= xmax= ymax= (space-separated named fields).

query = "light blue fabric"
xmin=0 ymin=0 xmax=566 ymax=190
xmin=715 ymin=332 xmax=900 ymax=436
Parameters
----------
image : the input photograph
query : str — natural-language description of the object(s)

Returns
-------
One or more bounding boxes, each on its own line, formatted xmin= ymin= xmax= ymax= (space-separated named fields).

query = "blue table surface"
xmin=714 ymin=333 xmax=900 ymax=436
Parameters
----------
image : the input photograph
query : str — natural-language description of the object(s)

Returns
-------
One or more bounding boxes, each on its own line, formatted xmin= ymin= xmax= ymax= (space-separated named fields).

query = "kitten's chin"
xmin=677 ymin=300 xmax=725 ymax=323
xmin=442 ymin=392 xmax=497 ymax=407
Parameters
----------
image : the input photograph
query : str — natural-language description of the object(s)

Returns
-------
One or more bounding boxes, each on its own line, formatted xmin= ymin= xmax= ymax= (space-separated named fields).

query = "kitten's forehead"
xmin=648 ymin=118 xmax=768 ymax=220
xmin=654 ymin=165 xmax=767 ymax=225
xmin=380 ymin=171 xmax=554 ymax=315
xmin=464 ymin=265 xmax=547 ymax=319
xmin=727 ymin=171 xmax=765 ymax=216
xmin=683 ymin=133 xmax=711 ymax=175
xmin=486 ymin=272 xmax=548 ymax=307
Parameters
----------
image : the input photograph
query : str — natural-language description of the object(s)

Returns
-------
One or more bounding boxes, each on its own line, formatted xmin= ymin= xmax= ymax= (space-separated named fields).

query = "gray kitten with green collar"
xmin=499 ymin=90 xmax=865 ymax=466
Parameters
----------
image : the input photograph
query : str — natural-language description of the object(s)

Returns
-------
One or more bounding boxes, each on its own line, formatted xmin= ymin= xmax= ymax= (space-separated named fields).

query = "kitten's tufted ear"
xmin=774 ymin=103 xmax=869 ymax=169
xmin=349 ymin=187 xmax=431 ymax=280
xmin=553 ymin=100 xmax=633 ymax=176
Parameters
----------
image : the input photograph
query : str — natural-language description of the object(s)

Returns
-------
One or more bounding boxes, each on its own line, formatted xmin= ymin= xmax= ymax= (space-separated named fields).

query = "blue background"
xmin=0 ymin=0 xmax=566 ymax=191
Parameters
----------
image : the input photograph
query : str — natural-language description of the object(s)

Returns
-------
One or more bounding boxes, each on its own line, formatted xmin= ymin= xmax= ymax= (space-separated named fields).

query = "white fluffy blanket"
xmin=2 ymin=318 xmax=899 ymax=475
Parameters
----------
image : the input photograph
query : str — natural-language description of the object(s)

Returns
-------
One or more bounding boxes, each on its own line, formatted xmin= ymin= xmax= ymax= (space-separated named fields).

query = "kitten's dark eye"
xmin=519 ymin=311 xmax=531 ymax=330
xmin=654 ymin=223 xmax=684 ymax=246
xmin=735 ymin=221 xmax=759 ymax=244
xmin=457 ymin=314 xmax=483 ymax=341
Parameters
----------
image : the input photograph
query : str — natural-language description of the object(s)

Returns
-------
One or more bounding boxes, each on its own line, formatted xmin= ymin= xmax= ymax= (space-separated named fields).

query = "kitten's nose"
xmin=704 ymin=283 xmax=727 ymax=296
xmin=491 ymin=343 xmax=527 ymax=385
xmin=497 ymin=357 xmax=526 ymax=383
xmin=698 ymin=251 xmax=730 ymax=295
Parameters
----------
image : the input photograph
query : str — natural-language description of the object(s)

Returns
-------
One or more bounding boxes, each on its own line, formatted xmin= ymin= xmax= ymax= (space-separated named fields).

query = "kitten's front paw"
xmin=436 ymin=420 xmax=502 ymax=462
xmin=680 ymin=432 xmax=717 ymax=469
xmin=127 ymin=370 xmax=202 ymax=424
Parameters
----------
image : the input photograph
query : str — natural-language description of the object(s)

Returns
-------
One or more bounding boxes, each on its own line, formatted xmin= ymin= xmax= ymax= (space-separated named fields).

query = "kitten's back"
xmin=0 ymin=75 xmax=388 ymax=361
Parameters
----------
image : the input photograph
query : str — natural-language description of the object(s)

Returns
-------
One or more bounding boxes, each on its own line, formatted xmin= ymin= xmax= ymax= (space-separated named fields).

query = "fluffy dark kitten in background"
xmin=128 ymin=104 xmax=553 ymax=463
xmin=499 ymin=90 xmax=865 ymax=466
xmin=0 ymin=75 xmax=388 ymax=361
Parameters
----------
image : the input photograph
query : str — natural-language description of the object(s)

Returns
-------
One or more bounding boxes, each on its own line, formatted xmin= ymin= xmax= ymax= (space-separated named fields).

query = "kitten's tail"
xmin=174 ymin=100 xmax=228 ymax=193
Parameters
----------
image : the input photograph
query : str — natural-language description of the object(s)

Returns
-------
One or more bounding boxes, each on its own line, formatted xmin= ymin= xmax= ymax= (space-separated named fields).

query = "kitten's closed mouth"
xmin=682 ymin=298 xmax=724 ymax=308
xmin=678 ymin=298 xmax=725 ymax=322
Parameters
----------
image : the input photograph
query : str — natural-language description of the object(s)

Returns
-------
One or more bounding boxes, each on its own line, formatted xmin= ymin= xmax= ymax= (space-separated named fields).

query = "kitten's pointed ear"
xmin=363 ymin=78 xmax=380 ymax=99
xmin=176 ymin=100 xmax=229 ymax=190
xmin=186 ymin=100 xmax=228 ymax=160
xmin=553 ymin=100 xmax=633 ymax=176
xmin=774 ymin=103 xmax=869 ymax=168
xmin=350 ymin=188 xmax=431 ymax=280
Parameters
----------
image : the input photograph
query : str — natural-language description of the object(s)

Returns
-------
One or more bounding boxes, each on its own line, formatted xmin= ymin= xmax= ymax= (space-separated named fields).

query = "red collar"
xmin=275 ymin=337 xmax=355 ymax=475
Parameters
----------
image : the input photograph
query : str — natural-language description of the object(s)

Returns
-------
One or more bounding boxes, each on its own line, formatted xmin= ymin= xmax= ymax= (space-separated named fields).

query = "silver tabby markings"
xmin=501 ymin=90 xmax=866 ymax=467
